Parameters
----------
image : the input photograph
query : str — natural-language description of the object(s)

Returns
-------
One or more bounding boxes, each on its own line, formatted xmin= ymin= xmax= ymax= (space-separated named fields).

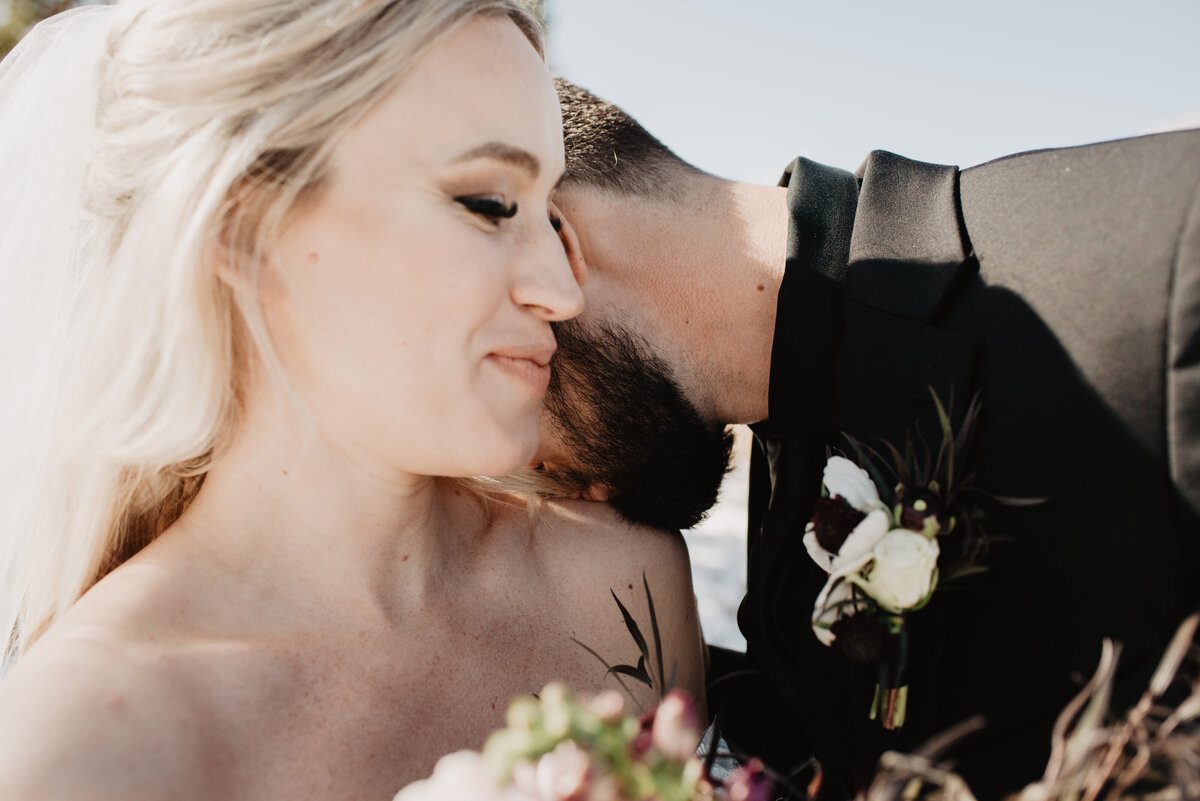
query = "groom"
xmin=538 ymin=79 xmax=1200 ymax=799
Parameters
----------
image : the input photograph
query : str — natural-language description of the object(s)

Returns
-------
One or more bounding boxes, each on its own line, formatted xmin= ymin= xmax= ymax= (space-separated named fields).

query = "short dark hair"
xmin=555 ymin=78 xmax=702 ymax=200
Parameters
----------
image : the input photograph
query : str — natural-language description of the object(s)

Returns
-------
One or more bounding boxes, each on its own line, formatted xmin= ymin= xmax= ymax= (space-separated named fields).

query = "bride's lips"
xmin=487 ymin=345 xmax=555 ymax=393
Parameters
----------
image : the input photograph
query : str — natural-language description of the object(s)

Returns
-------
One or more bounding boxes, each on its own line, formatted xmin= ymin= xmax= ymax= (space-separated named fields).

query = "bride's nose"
xmin=511 ymin=216 xmax=584 ymax=321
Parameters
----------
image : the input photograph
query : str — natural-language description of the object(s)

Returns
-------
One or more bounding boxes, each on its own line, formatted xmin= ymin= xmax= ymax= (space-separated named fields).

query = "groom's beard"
xmin=543 ymin=318 xmax=733 ymax=531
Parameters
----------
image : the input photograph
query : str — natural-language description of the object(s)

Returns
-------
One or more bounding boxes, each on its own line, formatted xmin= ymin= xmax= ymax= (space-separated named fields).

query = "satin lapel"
xmin=836 ymin=151 xmax=981 ymax=744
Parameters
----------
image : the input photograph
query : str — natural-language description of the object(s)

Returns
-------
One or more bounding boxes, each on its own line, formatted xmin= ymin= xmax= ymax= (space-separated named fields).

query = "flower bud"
xmin=650 ymin=690 xmax=700 ymax=762
xmin=538 ymin=683 xmax=573 ymax=739
xmin=896 ymin=486 xmax=944 ymax=536
xmin=586 ymin=690 xmax=626 ymax=724
xmin=724 ymin=758 xmax=773 ymax=801
xmin=507 ymin=697 xmax=541 ymax=730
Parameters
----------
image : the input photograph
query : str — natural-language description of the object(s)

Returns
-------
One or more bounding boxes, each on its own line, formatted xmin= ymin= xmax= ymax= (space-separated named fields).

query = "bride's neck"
xmin=166 ymin=384 xmax=491 ymax=622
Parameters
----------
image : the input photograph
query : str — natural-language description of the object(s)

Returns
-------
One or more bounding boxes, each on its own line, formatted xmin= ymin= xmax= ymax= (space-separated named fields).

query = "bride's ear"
xmin=550 ymin=200 xmax=588 ymax=287
xmin=211 ymin=223 xmax=285 ymax=299
xmin=211 ymin=229 xmax=245 ymax=290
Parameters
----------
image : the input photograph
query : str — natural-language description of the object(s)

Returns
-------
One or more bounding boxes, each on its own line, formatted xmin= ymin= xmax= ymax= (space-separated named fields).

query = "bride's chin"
xmin=445 ymin=434 xmax=541 ymax=481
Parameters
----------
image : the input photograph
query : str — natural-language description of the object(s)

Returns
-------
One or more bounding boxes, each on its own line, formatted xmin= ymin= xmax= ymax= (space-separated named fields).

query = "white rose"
xmin=856 ymin=530 xmax=940 ymax=613
xmin=394 ymin=751 xmax=533 ymax=801
xmin=822 ymin=455 xmax=884 ymax=512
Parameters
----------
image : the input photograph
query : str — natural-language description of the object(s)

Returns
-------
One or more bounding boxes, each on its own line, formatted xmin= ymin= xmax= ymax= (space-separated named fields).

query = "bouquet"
xmin=393 ymin=684 xmax=771 ymax=801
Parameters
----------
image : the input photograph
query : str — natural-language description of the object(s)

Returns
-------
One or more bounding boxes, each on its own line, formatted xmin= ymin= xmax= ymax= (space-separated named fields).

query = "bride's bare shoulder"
xmin=0 ymin=559 xmax=243 ymax=800
xmin=0 ymin=625 xmax=215 ymax=801
xmin=529 ymin=500 xmax=708 ymax=711
xmin=534 ymin=498 xmax=690 ymax=560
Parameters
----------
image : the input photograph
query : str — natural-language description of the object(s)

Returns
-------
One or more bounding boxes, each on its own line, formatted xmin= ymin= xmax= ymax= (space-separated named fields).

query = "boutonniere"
xmin=805 ymin=391 xmax=1025 ymax=730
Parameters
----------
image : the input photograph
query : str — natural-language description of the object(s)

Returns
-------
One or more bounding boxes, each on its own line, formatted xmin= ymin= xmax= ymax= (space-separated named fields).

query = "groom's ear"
xmin=551 ymin=200 xmax=589 ymax=287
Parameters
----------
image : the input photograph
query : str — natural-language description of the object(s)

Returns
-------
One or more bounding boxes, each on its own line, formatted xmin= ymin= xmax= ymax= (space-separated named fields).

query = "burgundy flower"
xmin=810 ymin=496 xmax=867 ymax=555
xmin=631 ymin=707 xmax=655 ymax=758
xmin=830 ymin=614 xmax=897 ymax=664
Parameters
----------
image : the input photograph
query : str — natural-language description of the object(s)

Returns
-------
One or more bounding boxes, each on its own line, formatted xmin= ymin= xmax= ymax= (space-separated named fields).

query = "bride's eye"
xmin=455 ymin=194 xmax=518 ymax=224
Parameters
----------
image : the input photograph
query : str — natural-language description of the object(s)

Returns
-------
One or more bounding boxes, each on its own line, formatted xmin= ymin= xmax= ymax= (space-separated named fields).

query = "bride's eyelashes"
xmin=454 ymin=194 xmax=563 ymax=234
xmin=455 ymin=194 xmax=518 ymax=224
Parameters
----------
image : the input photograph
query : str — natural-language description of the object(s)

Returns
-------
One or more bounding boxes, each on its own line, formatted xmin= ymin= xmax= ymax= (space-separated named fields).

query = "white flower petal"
xmin=823 ymin=456 xmax=883 ymax=511
xmin=813 ymin=574 xmax=845 ymax=621
xmin=812 ymin=576 xmax=854 ymax=645
xmin=803 ymin=527 xmax=834 ymax=573
xmin=394 ymin=751 xmax=524 ymax=801
xmin=831 ymin=509 xmax=891 ymax=568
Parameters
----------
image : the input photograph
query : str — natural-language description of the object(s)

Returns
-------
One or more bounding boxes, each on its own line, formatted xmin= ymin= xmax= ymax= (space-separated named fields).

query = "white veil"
xmin=0 ymin=5 xmax=114 ymax=669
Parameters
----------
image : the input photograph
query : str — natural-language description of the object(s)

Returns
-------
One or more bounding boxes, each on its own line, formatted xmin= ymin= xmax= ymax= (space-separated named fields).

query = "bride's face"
xmin=264 ymin=15 xmax=581 ymax=479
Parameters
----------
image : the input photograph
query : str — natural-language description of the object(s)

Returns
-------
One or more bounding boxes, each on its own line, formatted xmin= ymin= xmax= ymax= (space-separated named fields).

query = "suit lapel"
xmin=835 ymin=151 xmax=982 ymax=749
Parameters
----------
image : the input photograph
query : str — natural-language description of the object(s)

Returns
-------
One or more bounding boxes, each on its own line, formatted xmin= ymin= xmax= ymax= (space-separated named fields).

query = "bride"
xmin=0 ymin=1 xmax=706 ymax=798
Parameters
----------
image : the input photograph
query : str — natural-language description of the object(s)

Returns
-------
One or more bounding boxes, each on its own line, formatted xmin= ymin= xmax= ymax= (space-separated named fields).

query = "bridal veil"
xmin=0 ymin=6 xmax=112 ymax=664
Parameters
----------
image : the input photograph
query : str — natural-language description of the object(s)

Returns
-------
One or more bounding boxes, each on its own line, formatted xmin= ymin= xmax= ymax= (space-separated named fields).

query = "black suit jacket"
xmin=728 ymin=129 xmax=1200 ymax=800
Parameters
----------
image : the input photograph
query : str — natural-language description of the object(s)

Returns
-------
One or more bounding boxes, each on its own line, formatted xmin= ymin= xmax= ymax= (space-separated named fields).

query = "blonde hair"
xmin=1 ymin=0 xmax=543 ymax=662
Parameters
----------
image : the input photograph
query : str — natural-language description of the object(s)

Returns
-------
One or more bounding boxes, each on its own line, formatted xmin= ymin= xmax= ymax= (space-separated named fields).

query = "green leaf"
xmin=930 ymin=388 xmax=954 ymax=493
xmin=844 ymin=435 xmax=895 ymax=503
xmin=912 ymin=426 xmax=933 ymax=488
xmin=985 ymin=493 xmax=1050 ymax=507
xmin=955 ymin=393 xmax=983 ymax=466
xmin=908 ymin=568 xmax=939 ymax=611
xmin=879 ymin=439 xmax=909 ymax=487
xmin=940 ymin=564 xmax=989 ymax=582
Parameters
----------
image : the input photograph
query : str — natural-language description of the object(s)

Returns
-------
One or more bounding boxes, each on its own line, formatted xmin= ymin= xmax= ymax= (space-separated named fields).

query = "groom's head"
xmin=536 ymin=79 xmax=733 ymax=531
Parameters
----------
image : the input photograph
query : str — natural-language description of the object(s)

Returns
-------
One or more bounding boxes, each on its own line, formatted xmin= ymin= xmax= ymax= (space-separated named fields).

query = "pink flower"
xmin=534 ymin=742 xmax=591 ymax=800
xmin=587 ymin=689 xmax=626 ymax=724
xmin=724 ymin=758 xmax=773 ymax=801
xmin=650 ymin=690 xmax=701 ymax=762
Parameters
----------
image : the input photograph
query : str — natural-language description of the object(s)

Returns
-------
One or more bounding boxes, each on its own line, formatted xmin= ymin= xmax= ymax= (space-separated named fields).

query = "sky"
xmin=545 ymin=0 xmax=1200 ymax=183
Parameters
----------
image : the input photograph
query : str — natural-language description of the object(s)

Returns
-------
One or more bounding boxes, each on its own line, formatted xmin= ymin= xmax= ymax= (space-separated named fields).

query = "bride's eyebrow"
xmin=450 ymin=141 xmax=540 ymax=177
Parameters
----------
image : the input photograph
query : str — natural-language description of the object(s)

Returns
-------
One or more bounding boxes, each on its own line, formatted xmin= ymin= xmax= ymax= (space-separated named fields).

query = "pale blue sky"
xmin=546 ymin=1 xmax=1200 ymax=182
